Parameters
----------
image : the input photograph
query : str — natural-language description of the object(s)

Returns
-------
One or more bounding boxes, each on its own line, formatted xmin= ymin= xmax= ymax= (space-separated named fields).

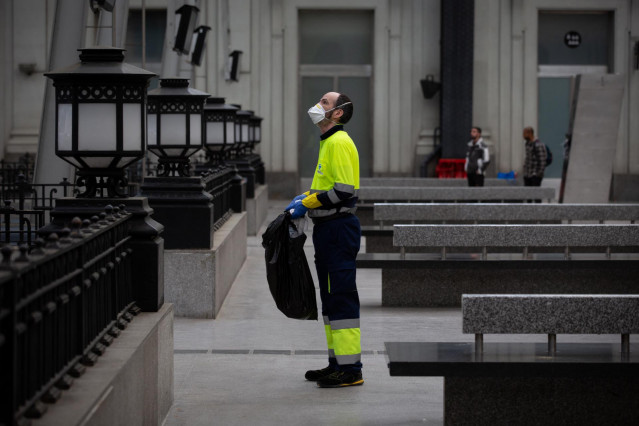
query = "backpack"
xmin=535 ymin=141 xmax=553 ymax=167
xmin=544 ymin=144 xmax=553 ymax=167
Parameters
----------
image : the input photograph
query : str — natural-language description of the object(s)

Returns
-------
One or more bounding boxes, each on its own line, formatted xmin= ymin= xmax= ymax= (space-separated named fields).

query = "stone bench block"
xmin=374 ymin=203 xmax=639 ymax=223
xmin=358 ymin=186 xmax=555 ymax=202
xmin=393 ymin=224 xmax=639 ymax=249
xmin=462 ymin=294 xmax=639 ymax=334
xmin=164 ymin=212 xmax=247 ymax=318
xmin=246 ymin=184 xmax=268 ymax=236
xmin=379 ymin=259 xmax=639 ymax=307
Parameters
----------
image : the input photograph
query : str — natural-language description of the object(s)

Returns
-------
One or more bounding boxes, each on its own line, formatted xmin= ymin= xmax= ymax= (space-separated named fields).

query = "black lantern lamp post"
xmin=249 ymin=114 xmax=265 ymax=185
xmin=249 ymin=114 xmax=263 ymax=152
xmin=41 ymin=47 xmax=165 ymax=312
xmin=147 ymin=78 xmax=209 ymax=177
xmin=232 ymin=108 xmax=253 ymax=158
xmin=202 ymin=97 xmax=238 ymax=167
xmin=44 ymin=47 xmax=156 ymax=197
xmin=141 ymin=79 xmax=235 ymax=250
xmin=226 ymin=107 xmax=257 ymax=198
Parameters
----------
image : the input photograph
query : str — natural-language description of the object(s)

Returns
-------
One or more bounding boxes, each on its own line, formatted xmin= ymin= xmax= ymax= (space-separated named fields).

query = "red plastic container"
xmin=435 ymin=158 xmax=466 ymax=178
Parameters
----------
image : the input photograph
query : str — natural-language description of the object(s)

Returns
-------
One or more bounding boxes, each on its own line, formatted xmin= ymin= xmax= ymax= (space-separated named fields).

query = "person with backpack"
xmin=522 ymin=126 xmax=547 ymax=186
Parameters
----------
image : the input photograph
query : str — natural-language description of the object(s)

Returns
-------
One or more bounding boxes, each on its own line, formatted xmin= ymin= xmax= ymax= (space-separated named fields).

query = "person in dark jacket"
xmin=464 ymin=126 xmax=490 ymax=186
xmin=523 ymin=126 xmax=547 ymax=186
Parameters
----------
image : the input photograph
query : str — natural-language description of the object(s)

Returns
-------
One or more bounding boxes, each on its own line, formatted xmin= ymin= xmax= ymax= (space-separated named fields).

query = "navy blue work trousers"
xmin=312 ymin=214 xmax=362 ymax=372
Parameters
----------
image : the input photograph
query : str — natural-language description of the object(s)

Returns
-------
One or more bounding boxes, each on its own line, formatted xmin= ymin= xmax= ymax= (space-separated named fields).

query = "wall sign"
xmin=564 ymin=31 xmax=582 ymax=48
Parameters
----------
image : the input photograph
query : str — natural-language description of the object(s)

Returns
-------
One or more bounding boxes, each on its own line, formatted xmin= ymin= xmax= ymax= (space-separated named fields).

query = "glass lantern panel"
xmin=116 ymin=157 xmax=140 ymax=168
xmin=123 ymin=104 xmax=142 ymax=151
xmin=183 ymin=147 xmax=200 ymax=158
xmin=190 ymin=115 xmax=202 ymax=145
xmin=226 ymin=121 xmax=235 ymax=143
xmin=234 ymin=122 xmax=241 ymax=143
xmin=64 ymin=157 xmax=83 ymax=169
xmin=80 ymin=157 xmax=116 ymax=168
xmin=147 ymin=147 xmax=162 ymax=157
xmin=147 ymin=114 xmax=157 ymax=146
xmin=160 ymin=114 xmax=187 ymax=145
xmin=58 ymin=104 xmax=73 ymax=151
xmin=163 ymin=148 xmax=186 ymax=156
xmin=78 ymin=104 xmax=117 ymax=151
xmin=206 ymin=122 xmax=224 ymax=144
xmin=242 ymin=123 xmax=250 ymax=143
xmin=256 ymin=126 xmax=261 ymax=142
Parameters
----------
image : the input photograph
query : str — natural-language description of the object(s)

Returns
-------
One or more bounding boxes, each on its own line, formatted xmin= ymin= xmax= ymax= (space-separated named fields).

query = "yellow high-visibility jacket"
xmin=302 ymin=125 xmax=360 ymax=219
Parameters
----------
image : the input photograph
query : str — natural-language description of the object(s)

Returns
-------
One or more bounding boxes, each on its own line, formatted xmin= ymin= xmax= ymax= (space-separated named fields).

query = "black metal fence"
xmin=1 ymin=206 xmax=138 ymax=425
xmin=0 ymin=155 xmax=35 ymax=186
xmin=0 ymin=176 xmax=75 ymax=247
xmin=202 ymin=165 xmax=235 ymax=230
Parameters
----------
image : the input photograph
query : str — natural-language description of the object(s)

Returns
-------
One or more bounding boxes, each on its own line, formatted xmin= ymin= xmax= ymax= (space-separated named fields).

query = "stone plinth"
xmin=246 ymin=184 xmax=268 ymax=236
xmin=164 ymin=212 xmax=247 ymax=318
xmin=32 ymin=304 xmax=174 ymax=426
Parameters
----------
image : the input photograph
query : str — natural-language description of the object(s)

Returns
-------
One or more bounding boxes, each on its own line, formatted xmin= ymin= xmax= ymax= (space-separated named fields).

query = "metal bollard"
xmin=475 ymin=333 xmax=484 ymax=355
xmin=548 ymin=334 xmax=557 ymax=356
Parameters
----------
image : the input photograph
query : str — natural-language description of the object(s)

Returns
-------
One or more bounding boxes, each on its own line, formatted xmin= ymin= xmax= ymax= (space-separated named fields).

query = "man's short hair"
xmin=472 ymin=126 xmax=482 ymax=134
xmin=335 ymin=94 xmax=353 ymax=124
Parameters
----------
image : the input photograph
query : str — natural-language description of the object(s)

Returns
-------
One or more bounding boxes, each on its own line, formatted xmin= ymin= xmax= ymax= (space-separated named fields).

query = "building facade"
xmin=1 ymin=0 xmax=638 ymax=196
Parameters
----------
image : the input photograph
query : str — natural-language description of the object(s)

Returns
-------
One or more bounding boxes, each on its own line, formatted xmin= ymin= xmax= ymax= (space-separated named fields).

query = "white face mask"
xmin=307 ymin=102 xmax=352 ymax=125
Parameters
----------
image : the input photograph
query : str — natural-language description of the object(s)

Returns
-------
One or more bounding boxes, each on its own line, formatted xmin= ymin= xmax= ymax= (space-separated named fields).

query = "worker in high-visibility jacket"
xmin=286 ymin=91 xmax=363 ymax=388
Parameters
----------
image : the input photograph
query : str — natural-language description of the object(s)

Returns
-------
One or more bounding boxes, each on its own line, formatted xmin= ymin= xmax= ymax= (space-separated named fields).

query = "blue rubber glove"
xmin=289 ymin=200 xmax=308 ymax=219
xmin=285 ymin=194 xmax=306 ymax=211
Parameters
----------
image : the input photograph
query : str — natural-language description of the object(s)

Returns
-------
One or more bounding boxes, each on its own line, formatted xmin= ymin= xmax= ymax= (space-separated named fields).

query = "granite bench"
xmin=385 ymin=294 xmax=639 ymax=425
xmin=463 ymin=294 xmax=638 ymax=355
xmin=363 ymin=203 xmax=639 ymax=253
xmin=356 ymin=224 xmax=639 ymax=307
xmin=356 ymin=186 xmax=556 ymax=226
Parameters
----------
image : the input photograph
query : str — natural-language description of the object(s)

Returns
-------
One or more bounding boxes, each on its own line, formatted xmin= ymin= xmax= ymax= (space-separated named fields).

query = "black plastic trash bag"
xmin=261 ymin=212 xmax=318 ymax=320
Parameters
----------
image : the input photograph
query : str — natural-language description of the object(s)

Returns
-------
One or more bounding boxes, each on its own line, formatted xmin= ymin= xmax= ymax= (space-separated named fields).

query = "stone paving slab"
xmin=166 ymin=200 xmax=622 ymax=426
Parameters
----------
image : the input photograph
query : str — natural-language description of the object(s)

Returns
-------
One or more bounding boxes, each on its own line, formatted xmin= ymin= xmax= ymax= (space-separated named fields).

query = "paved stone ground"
xmin=164 ymin=198 xmax=618 ymax=426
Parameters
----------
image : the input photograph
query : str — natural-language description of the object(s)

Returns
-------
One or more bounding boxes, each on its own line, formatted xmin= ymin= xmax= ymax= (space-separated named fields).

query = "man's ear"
xmin=332 ymin=108 xmax=344 ymax=121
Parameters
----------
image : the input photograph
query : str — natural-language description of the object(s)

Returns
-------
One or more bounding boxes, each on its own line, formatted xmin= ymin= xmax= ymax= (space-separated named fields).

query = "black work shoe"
xmin=305 ymin=365 xmax=336 ymax=381
xmin=317 ymin=370 xmax=364 ymax=388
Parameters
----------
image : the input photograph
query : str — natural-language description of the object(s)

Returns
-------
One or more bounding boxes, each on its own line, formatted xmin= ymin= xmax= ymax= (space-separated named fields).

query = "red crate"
xmin=436 ymin=159 xmax=466 ymax=179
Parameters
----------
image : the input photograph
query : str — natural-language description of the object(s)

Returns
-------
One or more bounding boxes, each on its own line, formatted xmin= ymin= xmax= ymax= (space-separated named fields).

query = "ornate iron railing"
xmin=201 ymin=165 xmax=235 ymax=230
xmin=1 ymin=205 xmax=139 ymax=425
xmin=0 ymin=155 xmax=35 ymax=186
xmin=0 ymin=176 xmax=75 ymax=246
